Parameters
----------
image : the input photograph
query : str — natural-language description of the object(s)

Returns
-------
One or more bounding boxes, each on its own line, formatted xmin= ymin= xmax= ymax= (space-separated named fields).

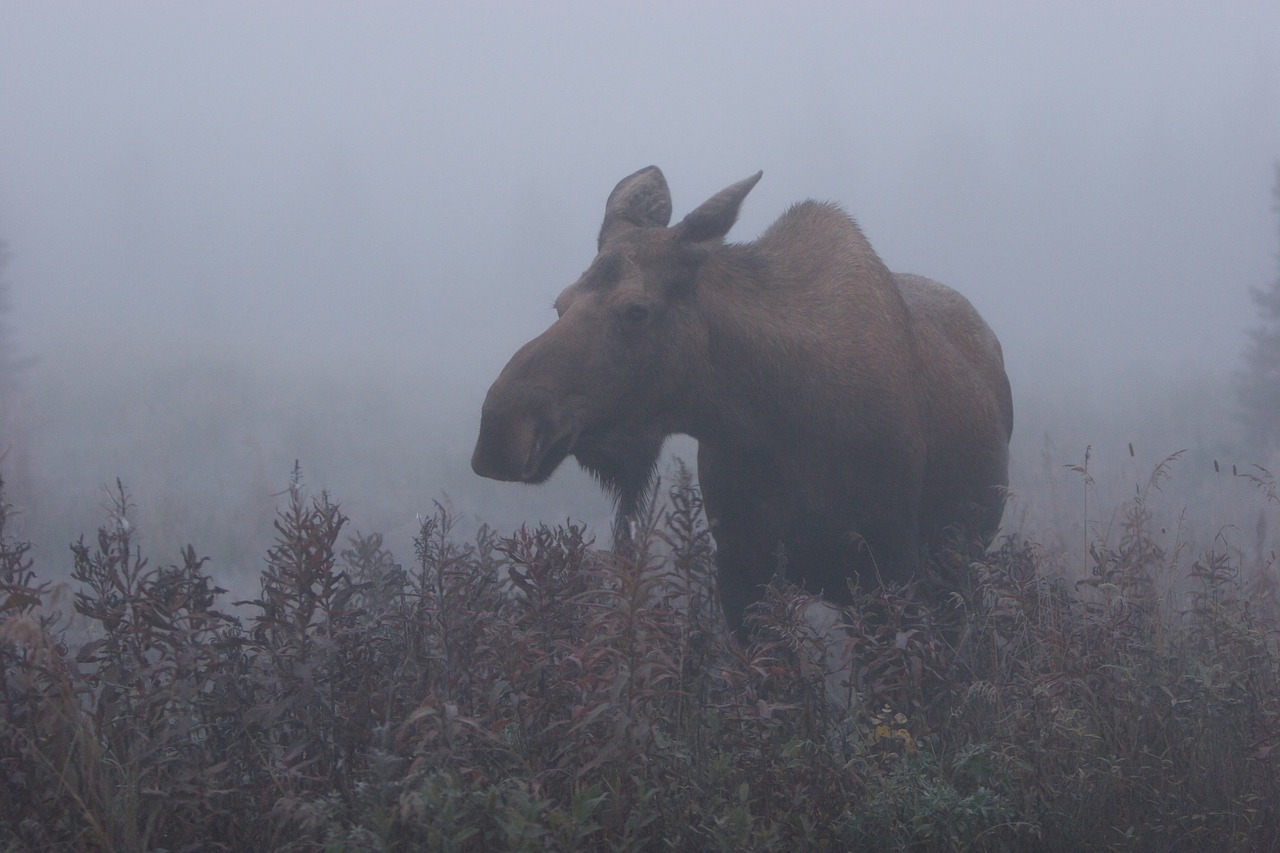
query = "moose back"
xmin=472 ymin=166 xmax=1013 ymax=633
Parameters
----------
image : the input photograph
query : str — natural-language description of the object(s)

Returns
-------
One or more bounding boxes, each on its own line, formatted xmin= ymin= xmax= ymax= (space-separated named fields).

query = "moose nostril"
xmin=472 ymin=406 xmax=527 ymax=481
xmin=623 ymin=304 xmax=649 ymax=324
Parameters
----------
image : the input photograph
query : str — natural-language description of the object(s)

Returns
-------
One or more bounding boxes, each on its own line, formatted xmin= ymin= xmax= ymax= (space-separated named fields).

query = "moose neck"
xmin=673 ymin=228 xmax=914 ymax=460
xmin=674 ymin=246 xmax=813 ymax=452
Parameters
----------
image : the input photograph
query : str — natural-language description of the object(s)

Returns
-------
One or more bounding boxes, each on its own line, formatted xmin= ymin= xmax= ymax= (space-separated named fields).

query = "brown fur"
xmin=473 ymin=166 xmax=1013 ymax=633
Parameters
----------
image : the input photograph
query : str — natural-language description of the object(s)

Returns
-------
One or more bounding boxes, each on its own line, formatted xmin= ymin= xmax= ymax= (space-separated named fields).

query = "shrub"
xmin=1 ymin=460 xmax=1277 ymax=851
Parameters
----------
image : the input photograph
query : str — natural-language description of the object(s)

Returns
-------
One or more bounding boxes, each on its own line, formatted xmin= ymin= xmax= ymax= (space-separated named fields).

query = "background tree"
xmin=0 ymin=239 xmax=16 ymax=398
xmin=0 ymin=236 xmax=34 ymax=506
xmin=1236 ymin=164 xmax=1280 ymax=452
xmin=0 ymin=238 xmax=32 ymax=402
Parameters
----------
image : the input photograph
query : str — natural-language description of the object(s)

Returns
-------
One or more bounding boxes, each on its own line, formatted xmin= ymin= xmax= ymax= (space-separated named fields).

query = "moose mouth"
xmin=520 ymin=419 xmax=579 ymax=483
xmin=474 ymin=407 xmax=661 ymax=495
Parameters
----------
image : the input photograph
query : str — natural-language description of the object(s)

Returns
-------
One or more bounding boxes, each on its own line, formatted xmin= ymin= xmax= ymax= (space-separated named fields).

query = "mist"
xmin=2 ymin=2 xmax=1279 ymax=593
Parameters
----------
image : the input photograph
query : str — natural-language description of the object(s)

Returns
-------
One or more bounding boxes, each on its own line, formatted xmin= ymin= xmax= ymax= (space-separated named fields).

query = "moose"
xmin=472 ymin=166 xmax=1013 ymax=634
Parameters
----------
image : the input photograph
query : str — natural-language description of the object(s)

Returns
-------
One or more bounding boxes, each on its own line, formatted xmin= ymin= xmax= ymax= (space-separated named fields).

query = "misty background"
xmin=1 ymin=2 xmax=1278 ymax=598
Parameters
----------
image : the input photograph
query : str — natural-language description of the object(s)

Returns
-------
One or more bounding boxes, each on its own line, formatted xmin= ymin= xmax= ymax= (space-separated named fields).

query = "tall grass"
xmin=1 ymin=458 xmax=1278 ymax=851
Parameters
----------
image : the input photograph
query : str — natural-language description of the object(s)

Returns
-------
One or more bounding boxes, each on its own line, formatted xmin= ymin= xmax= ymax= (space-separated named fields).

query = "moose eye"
xmin=622 ymin=304 xmax=650 ymax=325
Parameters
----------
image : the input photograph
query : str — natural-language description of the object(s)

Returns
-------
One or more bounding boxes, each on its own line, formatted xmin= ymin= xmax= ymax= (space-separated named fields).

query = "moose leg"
xmin=712 ymin=526 xmax=782 ymax=637
xmin=698 ymin=446 xmax=783 ymax=638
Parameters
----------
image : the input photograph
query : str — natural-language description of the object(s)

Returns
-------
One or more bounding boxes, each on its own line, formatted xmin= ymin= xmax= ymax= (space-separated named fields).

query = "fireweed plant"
xmin=1 ymin=457 xmax=1277 ymax=851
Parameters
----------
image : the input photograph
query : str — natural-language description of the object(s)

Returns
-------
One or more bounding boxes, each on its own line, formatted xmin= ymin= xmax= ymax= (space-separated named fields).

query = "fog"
xmin=2 ymin=3 xmax=1279 ymax=592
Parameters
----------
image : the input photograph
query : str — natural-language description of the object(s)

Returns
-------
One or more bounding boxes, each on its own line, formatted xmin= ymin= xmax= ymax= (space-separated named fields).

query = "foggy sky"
xmin=4 ymin=3 xmax=1278 ymax=387
xmin=1 ymin=3 xmax=1279 ymax=576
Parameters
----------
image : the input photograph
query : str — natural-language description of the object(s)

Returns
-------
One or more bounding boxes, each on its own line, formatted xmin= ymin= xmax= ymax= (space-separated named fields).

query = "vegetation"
xmin=1 ymin=454 xmax=1278 ymax=852
xmin=0 ymin=238 xmax=20 ymax=398
xmin=1236 ymin=162 xmax=1280 ymax=451
xmin=0 ymin=237 xmax=34 ymax=515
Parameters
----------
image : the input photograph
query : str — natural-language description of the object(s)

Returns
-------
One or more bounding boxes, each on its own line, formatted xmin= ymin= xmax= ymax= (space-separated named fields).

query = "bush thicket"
xmin=1 ymin=459 xmax=1278 ymax=851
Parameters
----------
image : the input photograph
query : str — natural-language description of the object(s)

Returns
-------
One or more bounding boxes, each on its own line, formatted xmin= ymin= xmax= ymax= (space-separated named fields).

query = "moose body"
xmin=472 ymin=166 xmax=1012 ymax=633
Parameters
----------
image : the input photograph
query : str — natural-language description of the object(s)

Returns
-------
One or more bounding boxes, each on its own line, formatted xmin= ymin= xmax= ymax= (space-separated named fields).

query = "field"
xmin=4 ymin=3 xmax=1279 ymax=850
xmin=2 ymin=441 xmax=1279 ymax=851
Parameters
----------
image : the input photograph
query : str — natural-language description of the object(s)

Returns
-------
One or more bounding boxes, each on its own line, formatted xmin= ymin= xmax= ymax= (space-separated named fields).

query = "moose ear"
xmin=598 ymin=166 xmax=673 ymax=250
xmin=674 ymin=171 xmax=763 ymax=244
